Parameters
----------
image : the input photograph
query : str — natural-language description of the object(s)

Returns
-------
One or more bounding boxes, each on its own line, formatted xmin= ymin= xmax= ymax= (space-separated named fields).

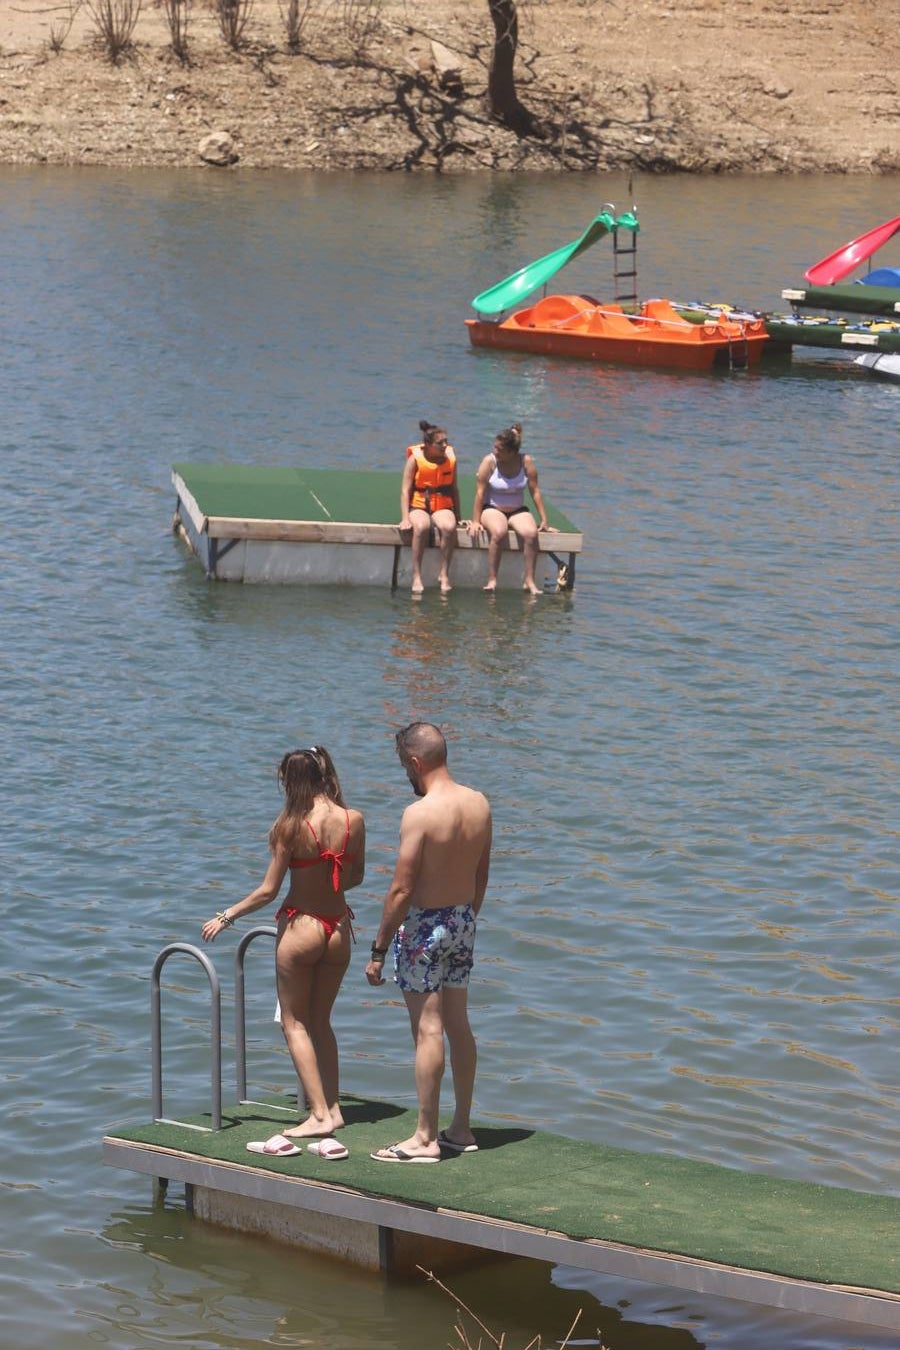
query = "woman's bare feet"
xmin=411 ymin=578 xmax=424 ymax=595
xmin=283 ymin=1112 xmax=337 ymax=1139
xmin=523 ymin=580 xmax=541 ymax=596
xmin=482 ymin=580 xmax=497 ymax=592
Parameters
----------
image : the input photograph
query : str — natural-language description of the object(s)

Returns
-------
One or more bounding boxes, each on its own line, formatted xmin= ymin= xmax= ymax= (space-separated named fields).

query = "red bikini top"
xmin=289 ymin=809 xmax=352 ymax=892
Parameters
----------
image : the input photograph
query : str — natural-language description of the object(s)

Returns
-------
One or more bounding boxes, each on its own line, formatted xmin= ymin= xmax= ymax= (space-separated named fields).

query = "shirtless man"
xmin=366 ymin=723 xmax=492 ymax=1163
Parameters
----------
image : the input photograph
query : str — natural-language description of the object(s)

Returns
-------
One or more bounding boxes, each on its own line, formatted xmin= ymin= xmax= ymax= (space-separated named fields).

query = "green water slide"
xmin=471 ymin=208 xmax=639 ymax=316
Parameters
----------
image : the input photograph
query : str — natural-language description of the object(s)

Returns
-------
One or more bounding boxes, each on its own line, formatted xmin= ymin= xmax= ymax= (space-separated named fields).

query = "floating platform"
xmin=763 ymin=314 xmax=900 ymax=354
xmin=103 ymin=1095 xmax=900 ymax=1331
xmin=781 ymin=282 xmax=900 ymax=317
xmin=467 ymin=295 xmax=769 ymax=371
xmin=770 ymin=216 xmax=900 ymax=357
xmin=172 ymin=463 xmax=581 ymax=590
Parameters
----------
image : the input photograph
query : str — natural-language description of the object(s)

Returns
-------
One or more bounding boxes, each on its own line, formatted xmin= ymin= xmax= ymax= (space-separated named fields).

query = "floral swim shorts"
xmin=393 ymin=903 xmax=477 ymax=993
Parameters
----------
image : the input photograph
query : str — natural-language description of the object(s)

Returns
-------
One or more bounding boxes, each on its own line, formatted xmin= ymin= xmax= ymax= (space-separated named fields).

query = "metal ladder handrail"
xmin=151 ymin=942 xmax=222 ymax=1131
xmin=612 ymin=225 xmax=639 ymax=307
xmin=234 ymin=925 xmax=278 ymax=1103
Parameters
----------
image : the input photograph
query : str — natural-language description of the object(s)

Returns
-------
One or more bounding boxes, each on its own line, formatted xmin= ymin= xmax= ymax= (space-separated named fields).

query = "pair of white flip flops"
xmin=246 ymin=1133 xmax=348 ymax=1161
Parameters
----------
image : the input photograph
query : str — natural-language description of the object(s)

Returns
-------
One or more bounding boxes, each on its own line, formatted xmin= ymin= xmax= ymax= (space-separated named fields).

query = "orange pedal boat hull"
xmin=466 ymin=295 xmax=768 ymax=371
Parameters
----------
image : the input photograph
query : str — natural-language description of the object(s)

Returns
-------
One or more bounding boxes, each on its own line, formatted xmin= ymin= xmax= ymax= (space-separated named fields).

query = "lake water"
xmin=2 ymin=165 xmax=898 ymax=1350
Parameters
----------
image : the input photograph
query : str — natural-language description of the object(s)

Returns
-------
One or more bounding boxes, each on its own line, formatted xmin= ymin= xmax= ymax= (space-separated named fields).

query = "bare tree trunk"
xmin=486 ymin=0 xmax=539 ymax=135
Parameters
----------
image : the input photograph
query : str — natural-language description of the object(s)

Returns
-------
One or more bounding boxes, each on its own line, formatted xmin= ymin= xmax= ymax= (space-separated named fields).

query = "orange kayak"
xmin=466 ymin=295 xmax=769 ymax=371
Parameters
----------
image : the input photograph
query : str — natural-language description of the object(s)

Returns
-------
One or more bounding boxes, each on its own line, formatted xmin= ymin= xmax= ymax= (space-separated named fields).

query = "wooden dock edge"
xmin=102 ymin=1138 xmax=900 ymax=1329
xmin=203 ymin=515 xmax=582 ymax=555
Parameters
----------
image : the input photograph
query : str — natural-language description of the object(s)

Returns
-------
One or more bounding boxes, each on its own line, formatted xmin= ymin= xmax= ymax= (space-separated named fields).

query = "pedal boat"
xmin=466 ymin=295 xmax=769 ymax=371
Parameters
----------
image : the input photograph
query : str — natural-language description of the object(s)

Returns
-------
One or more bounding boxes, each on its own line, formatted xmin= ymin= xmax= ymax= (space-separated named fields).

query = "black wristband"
xmin=370 ymin=944 xmax=388 ymax=961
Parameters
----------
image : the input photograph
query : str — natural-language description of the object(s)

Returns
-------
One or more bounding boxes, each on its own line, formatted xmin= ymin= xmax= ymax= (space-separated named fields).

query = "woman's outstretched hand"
xmin=201 ymin=912 xmax=233 ymax=942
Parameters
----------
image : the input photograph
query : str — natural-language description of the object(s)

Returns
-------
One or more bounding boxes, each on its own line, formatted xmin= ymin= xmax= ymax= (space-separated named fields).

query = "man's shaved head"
xmin=395 ymin=722 xmax=448 ymax=768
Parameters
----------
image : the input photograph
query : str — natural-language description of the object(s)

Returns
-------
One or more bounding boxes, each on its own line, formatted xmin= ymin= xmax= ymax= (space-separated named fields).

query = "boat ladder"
xmin=727 ymin=327 xmax=751 ymax=369
xmin=613 ymin=226 xmax=638 ymax=306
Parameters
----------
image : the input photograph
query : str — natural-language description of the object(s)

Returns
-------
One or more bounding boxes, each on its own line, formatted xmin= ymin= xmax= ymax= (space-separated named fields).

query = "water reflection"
xmin=102 ymin=1204 xmax=714 ymax=1350
xmin=554 ymin=1267 xmax=900 ymax=1350
xmin=383 ymin=589 xmax=576 ymax=723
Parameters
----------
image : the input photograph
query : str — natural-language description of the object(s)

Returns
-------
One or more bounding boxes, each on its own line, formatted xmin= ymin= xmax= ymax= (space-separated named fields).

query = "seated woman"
xmin=400 ymin=419 xmax=461 ymax=595
xmin=202 ymin=746 xmax=365 ymax=1146
xmin=468 ymin=423 xmax=556 ymax=595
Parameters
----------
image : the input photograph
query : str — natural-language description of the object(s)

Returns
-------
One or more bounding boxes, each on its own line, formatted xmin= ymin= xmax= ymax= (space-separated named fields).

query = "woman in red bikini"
xmin=202 ymin=746 xmax=365 ymax=1142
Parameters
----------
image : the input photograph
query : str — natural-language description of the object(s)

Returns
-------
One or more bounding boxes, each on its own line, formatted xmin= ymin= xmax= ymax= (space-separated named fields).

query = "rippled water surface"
xmin=2 ymin=167 xmax=899 ymax=1350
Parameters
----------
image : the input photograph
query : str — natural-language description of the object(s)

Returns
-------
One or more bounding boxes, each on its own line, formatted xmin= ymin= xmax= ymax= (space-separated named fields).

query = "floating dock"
xmin=781 ymin=282 xmax=900 ymax=318
xmin=172 ymin=463 xmax=582 ymax=590
xmin=764 ymin=277 xmax=900 ymax=356
xmin=103 ymin=1095 xmax=900 ymax=1332
xmin=764 ymin=313 xmax=900 ymax=355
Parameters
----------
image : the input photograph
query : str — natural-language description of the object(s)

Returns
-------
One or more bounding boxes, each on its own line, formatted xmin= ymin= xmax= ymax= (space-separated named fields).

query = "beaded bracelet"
xmin=216 ymin=911 xmax=235 ymax=927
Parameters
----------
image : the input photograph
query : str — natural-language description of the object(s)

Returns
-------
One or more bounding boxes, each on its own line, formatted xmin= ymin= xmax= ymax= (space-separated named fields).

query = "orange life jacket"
xmin=406 ymin=444 xmax=457 ymax=514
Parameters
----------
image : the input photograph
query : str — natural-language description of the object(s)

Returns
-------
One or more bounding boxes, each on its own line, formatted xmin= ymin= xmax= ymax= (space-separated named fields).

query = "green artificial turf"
xmin=107 ymin=1095 xmax=899 ymax=1294
xmin=172 ymin=463 xmax=578 ymax=534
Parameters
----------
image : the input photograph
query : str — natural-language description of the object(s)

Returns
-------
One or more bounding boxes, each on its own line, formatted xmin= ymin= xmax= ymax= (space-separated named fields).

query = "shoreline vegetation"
xmin=1 ymin=1 xmax=898 ymax=174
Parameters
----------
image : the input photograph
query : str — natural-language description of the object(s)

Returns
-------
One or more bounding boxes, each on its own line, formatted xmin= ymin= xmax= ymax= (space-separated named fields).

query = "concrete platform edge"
xmin=103 ymin=1138 xmax=900 ymax=1330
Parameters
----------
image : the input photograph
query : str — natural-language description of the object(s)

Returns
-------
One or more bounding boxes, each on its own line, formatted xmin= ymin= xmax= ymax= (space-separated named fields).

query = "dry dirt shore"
xmin=1 ymin=1 xmax=898 ymax=173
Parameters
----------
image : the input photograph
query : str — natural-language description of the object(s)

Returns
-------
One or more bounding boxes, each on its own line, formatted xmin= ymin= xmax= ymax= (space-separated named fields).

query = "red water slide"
xmin=804 ymin=216 xmax=900 ymax=286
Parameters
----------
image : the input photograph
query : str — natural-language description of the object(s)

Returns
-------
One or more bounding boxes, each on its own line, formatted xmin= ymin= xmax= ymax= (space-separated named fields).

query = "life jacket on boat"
xmin=406 ymin=444 xmax=457 ymax=514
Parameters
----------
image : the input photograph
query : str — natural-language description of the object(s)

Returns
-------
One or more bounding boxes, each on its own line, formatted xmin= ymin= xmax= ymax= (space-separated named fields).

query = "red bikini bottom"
xmin=276 ymin=906 xmax=355 ymax=942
